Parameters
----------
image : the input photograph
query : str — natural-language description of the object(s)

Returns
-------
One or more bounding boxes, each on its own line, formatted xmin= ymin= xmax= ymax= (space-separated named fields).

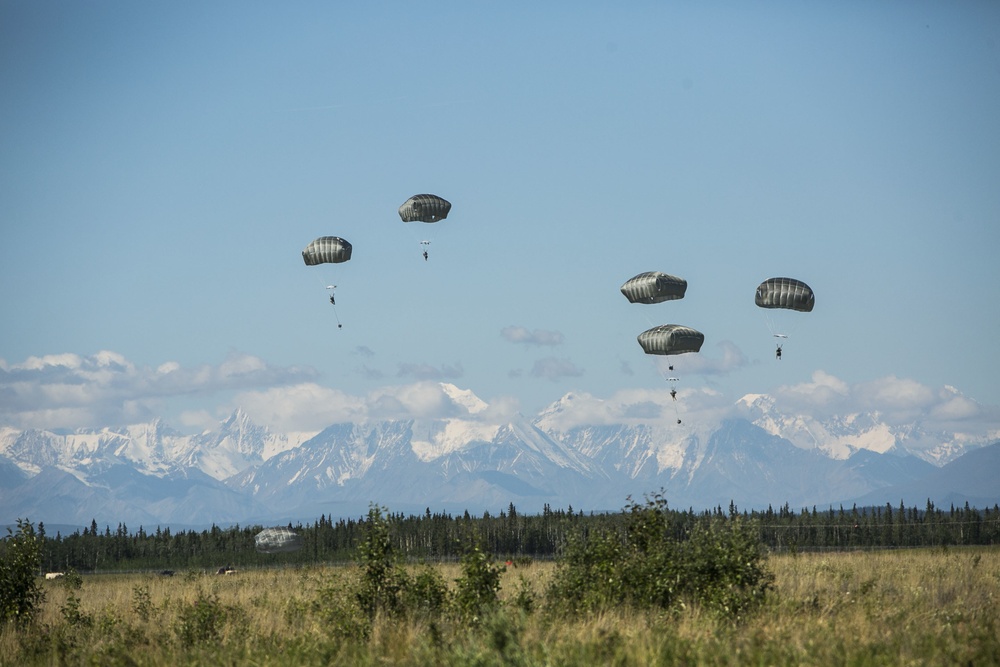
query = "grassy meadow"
xmin=2 ymin=548 xmax=998 ymax=666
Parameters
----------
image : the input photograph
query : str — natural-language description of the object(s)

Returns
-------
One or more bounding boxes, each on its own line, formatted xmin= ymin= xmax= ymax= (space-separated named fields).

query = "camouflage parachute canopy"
xmin=302 ymin=236 xmax=352 ymax=266
xmin=620 ymin=271 xmax=688 ymax=304
xmin=398 ymin=194 xmax=452 ymax=223
xmin=254 ymin=527 xmax=304 ymax=554
xmin=637 ymin=324 xmax=705 ymax=356
xmin=754 ymin=277 xmax=815 ymax=312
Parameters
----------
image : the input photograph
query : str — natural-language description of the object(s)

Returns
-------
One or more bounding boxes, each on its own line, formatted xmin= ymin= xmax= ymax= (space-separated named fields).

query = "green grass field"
xmin=2 ymin=548 xmax=998 ymax=666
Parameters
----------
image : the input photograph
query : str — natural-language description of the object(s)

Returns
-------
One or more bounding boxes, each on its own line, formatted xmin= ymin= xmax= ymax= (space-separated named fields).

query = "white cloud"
xmin=648 ymin=340 xmax=748 ymax=377
xmin=396 ymin=362 xmax=464 ymax=381
xmin=529 ymin=357 xmax=584 ymax=381
xmin=479 ymin=394 xmax=521 ymax=422
xmin=230 ymin=382 xmax=513 ymax=430
xmin=3 ymin=351 xmax=997 ymax=444
xmin=178 ymin=409 xmax=217 ymax=432
xmin=762 ymin=371 xmax=997 ymax=437
xmin=229 ymin=383 xmax=366 ymax=432
xmin=536 ymin=387 xmax=737 ymax=431
xmin=0 ymin=350 xmax=318 ymax=430
xmin=366 ymin=382 xmax=468 ymax=420
xmin=157 ymin=361 xmax=181 ymax=374
xmin=501 ymin=326 xmax=565 ymax=346
xmin=770 ymin=370 xmax=851 ymax=416
xmin=930 ymin=392 xmax=980 ymax=421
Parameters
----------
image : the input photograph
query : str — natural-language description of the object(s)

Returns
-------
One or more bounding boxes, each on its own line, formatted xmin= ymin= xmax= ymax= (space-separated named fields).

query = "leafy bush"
xmin=545 ymin=529 xmax=626 ymax=613
xmin=174 ymin=589 xmax=227 ymax=646
xmin=510 ymin=575 xmax=537 ymax=614
xmin=0 ymin=519 xmax=46 ymax=627
xmin=453 ymin=544 xmax=505 ymax=623
xmin=678 ymin=516 xmax=774 ymax=617
xmin=132 ymin=584 xmax=153 ymax=622
xmin=60 ymin=569 xmax=83 ymax=591
xmin=311 ymin=574 xmax=370 ymax=641
xmin=355 ymin=504 xmax=408 ymax=619
xmin=403 ymin=564 xmax=450 ymax=617
xmin=60 ymin=590 xmax=92 ymax=628
xmin=547 ymin=492 xmax=773 ymax=618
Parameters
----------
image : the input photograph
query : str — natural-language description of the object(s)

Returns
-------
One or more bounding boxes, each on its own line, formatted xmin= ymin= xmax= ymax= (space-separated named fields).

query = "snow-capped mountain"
xmin=0 ymin=409 xmax=311 ymax=484
xmin=737 ymin=392 xmax=990 ymax=464
xmin=1 ymin=383 xmax=995 ymax=527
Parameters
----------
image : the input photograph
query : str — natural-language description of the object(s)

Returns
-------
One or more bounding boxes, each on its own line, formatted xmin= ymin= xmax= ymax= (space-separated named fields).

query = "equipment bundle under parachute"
xmin=398 ymin=194 xmax=451 ymax=223
xmin=620 ymin=271 xmax=687 ymax=304
xmin=254 ymin=527 xmax=304 ymax=554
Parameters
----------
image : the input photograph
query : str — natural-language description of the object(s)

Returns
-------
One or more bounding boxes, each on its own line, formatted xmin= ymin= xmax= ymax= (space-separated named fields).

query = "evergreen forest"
xmin=9 ymin=498 xmax=999 ymax=574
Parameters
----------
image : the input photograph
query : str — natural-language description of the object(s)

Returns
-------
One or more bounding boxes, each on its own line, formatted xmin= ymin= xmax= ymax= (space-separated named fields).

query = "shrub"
xmin=355 ymin=504 xmax=408 ymax=619
xmin=546 ymin=492 xmax=773 ymax=618
xmin=403 ymin=564 xmax=450 ymax=617
xmin=678 ymin=516 xmax=774 ymax=617
xmin=545 ymin=529 xmax=626 ymax=613
xmin=311 ymin=574 xmax=370 ymax=641
xmin=61 ymin=569 xmax=83 ymax=591
xmin=453 ymin=544 xmax=505 ymax=623
xmin=175 ymin=589 xmax=227 ymax=646
xmin=0 ymin=519 xmax=46 ymax=627
xmin=60 ymin=590 xmax=92 ymax=628
xmin=132 ymin=584 xmax=153 ymax=622
xmin=511 ymin=575 xmax=537 ymax=614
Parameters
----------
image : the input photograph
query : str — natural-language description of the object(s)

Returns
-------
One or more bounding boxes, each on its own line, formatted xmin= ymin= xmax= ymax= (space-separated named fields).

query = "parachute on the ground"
xmin=302 ymin=236 xmax=352 ymax=265
xmin=620 ymin=271 xmax=687 ymax=304
xmin=398 ymin=194 xmax=451 ymax=223
xmin=754 ymin=277 xmax=814 ymax=312
xmin=254 ymin=527 xmax=304 ymax=554
xmin=637 ymin=324 xmax=705 ymax=356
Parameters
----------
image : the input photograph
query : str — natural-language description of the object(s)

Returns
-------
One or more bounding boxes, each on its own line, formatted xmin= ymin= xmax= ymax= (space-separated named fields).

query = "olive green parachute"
xmin=637 ymin=324 xmax=705 ymax=356
xmin=755 ymin=277 xmax=814 ymax=312
xmin=302 ymin=236 xmax=352 ymax=265
xmin=620 ymin=271 xmax=687 ymax=304
xmin=398 ymin=194 xmax=452 ymax=223
xmin=254 ymin=527 xmax=304 ymax=554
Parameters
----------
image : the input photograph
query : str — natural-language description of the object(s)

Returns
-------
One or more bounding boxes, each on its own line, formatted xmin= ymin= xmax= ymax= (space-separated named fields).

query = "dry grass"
xmin=3 ymin=548 xmax=998 ymax=666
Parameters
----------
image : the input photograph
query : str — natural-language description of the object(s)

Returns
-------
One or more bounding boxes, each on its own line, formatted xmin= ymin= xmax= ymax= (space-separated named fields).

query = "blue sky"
xmin=2 ymin=1 xmax=999 ymax=437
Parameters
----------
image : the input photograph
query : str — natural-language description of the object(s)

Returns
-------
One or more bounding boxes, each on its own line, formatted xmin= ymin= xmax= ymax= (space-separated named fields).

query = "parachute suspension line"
xmin=647 ymin=356 xmax=685 ymax=425
xmin=762 ymin=310 xmax=800 ymax=358
xmin=667 ymin=377 xmax=683 ymax=425
xmin=402 ymin=217 xmax=432 ymax=262
xmin=325 ymin=285 xmax=343 ymax=329
xmin=302 ymin=236 xmax=351 ymax=330
xmin=763 ymin=309 xmax=782 ymax=338
xmin=755 ymin=278 xmax=814 ymax=359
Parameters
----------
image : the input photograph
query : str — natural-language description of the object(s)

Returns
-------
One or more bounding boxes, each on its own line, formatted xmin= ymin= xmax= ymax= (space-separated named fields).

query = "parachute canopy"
xmin=755 ymin=277 xmax=814 ymax=312
xmin=620 ymin=271 xmax=688 ymax=304
xmin=302 ymin=236 xmax=352 ymax=266
xmin=398 ymin=194 xmax=451 ymax=223
xmin=254 ymin=527 xmax=304 ymax=554
xmin=637 ymin=324 xmax=705 ymax=356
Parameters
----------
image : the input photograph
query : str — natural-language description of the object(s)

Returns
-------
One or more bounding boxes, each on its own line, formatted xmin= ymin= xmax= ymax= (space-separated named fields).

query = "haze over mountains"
xmin=2 ymin=384 xmax=997 ymax=529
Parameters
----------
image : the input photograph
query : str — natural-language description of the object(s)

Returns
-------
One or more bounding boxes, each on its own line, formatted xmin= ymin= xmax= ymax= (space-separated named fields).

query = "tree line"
xmin=10 ymin=498 xmax=999 ymax=574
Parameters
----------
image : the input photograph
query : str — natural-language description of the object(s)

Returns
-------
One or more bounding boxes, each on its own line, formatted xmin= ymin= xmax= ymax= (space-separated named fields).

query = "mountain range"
xmin=2 ymin=384 xmax=997 ymax=529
